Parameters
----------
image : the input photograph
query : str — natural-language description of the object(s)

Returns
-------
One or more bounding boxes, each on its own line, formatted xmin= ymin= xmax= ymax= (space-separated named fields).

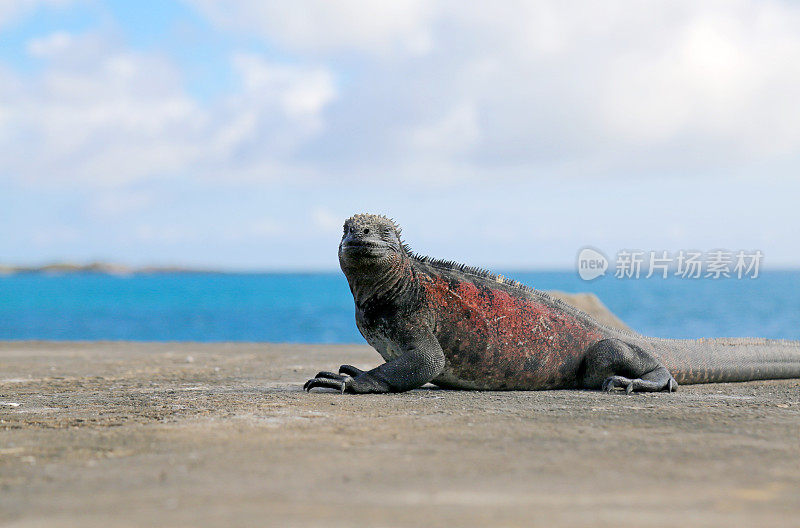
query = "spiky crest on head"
xmin=344 ymin=213 xmax=402 ymax=235
xmin=343 ymin=213 xmax=412 ymax=253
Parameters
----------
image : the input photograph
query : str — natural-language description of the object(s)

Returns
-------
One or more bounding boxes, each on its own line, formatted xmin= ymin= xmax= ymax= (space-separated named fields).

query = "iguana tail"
xmin=649 ymin=337 xmax=800 ymax=385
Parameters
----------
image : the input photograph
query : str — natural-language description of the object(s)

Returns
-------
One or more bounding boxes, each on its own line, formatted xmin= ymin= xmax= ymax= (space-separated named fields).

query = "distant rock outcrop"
xmin=0 ymin=262 xmax=206 ymax=274
xmin=545 ymin=290 xmax=630 ymax=332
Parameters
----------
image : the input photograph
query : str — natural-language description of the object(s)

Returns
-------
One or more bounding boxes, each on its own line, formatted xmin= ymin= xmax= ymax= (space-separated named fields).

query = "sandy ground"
xmin=1 ymin=342 xmax=799 ymax=528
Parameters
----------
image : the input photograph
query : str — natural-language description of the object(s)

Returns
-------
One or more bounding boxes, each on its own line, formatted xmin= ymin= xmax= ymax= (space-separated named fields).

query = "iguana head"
xmin=338 ymin=213 xmax=410 ymax=284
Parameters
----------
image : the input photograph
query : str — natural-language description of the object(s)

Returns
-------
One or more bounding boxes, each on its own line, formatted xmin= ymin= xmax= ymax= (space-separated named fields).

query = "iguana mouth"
xmin=341 ymin=241 xmax=388 ymax=250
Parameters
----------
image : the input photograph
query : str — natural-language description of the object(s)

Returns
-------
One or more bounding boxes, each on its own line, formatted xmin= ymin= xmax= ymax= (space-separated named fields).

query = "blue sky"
xmin=2 ymin=1 xmax=800 ymax=270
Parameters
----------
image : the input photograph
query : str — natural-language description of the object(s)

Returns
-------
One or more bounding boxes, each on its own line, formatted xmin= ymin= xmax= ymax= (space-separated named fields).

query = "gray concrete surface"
xmin=1 ymin=342 xmax=798 ymax=527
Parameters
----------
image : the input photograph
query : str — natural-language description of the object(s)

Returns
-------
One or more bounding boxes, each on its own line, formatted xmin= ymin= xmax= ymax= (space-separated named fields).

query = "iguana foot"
xmin=303 ymin=371 xmax=353 ymax=393
xmin=583 ymin=339 xmax=678 ymax=394
xmin=602 ymin=375 xmax=678 ymax=394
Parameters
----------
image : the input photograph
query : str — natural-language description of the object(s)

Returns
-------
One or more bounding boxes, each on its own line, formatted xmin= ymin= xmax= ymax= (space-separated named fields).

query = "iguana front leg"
xmin=304 ymin=329 xmax=445 ymax=393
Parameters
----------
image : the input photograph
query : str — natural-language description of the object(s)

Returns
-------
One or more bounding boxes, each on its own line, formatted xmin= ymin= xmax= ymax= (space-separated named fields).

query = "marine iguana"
xmin=304 ymin=214 xmax=800 ymax=394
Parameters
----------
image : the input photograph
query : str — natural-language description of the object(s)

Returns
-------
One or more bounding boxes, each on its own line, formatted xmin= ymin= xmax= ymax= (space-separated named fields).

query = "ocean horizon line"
xmin=0 ymin=262 xmax=588 ymax=275
xmin=4 ymin=261 xmax=800 ymax=276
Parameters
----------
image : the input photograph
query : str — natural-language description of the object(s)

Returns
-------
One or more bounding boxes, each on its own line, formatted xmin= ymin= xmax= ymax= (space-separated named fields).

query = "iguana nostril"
xmin=363 ymin=228 xmax=370 ymax=235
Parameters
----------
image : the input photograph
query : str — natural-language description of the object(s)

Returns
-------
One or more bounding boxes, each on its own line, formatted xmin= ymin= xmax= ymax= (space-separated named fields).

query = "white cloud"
xmin=0 ymin=0 xmax=72 ymax=29
xmin=228 ymin=52 xmax=335 ymax=134
xmin=0 ymin=32 xmax=337 ymax=187
xmin=187 ymin=0 xmax=800 ymax=180
xmin=409 ymin=102 xmax=480 ymax=155
xmin=312 ymin=207 xmax=344 ymax=234
xmin=88 ymin=190 xmax=155 ymax=218
xmin=2 ymin=32 xmax=204 ymax=185
xmin=188 ymin=0 xmax=437 ymax=55
xmin=3 ymin=1 xmax=800 ymax=195
xmin=26 ymin=30 xmax=74 ymax=57
xmin=595 ymin=2 xmax=800 ymax=158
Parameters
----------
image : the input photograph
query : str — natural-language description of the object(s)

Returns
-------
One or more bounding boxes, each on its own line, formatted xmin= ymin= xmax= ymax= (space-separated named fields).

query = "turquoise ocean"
xmin=1 ymin=271 xmax=798 ymax=343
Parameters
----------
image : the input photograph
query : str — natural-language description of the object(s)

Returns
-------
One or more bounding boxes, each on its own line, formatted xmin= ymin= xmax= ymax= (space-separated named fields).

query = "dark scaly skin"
xmin=304 ymin=214 xmax=800 ymax=394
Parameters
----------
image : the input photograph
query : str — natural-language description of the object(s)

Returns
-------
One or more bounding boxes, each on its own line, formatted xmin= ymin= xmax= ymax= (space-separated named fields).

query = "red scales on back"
xmin=422 ymin=272 xmax=605 ymax=389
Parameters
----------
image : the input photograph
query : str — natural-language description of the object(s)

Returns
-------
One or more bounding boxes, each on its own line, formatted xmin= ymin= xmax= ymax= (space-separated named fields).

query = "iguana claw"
xmin=602 ymin=375 xmax=638 ymax=394
xmin=303 ymin=371 xmax=353 ymax=393
xmin=601 ymin=374 xmax=678 ymax=393
xmin=602 ymin=376 xmax=624 ymax=392
xmin=338 ymin=364 xmax=365 ymax=377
